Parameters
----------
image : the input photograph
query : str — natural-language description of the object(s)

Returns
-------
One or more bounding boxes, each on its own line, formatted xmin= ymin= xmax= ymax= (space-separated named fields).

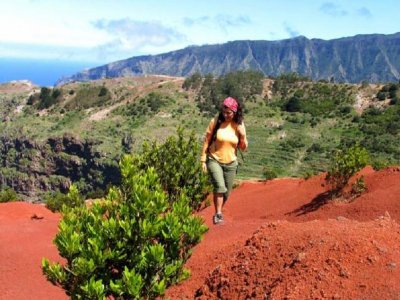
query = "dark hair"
xmin=210 ymin=100 xmax=244 ymax=145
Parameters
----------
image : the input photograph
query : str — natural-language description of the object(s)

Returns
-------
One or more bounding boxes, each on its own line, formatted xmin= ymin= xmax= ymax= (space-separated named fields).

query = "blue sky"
xmin=1 ymin=0 xmax=399 ymax=65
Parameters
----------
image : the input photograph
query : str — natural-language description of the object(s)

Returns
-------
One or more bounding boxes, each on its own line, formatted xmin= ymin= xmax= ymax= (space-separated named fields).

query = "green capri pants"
xmin=206 ymin=156 xmax=238 ymax=201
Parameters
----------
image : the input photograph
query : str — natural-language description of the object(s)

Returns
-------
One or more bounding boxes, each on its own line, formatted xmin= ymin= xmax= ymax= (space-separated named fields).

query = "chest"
xmin=216 ymin=123 xmax=239 ymax=144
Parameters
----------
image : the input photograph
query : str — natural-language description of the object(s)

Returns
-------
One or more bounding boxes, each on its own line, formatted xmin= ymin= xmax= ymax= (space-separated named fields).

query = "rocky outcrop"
xmin=0 ymin=134 xmax=120 ymax=201
xmin=58 ymin=33 xmax=400 ymax=84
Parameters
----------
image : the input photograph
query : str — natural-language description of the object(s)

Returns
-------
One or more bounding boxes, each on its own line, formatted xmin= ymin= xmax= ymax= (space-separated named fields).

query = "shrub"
xmin=285 ymin=95 xmax=301 ymax=112
xmin=38 ymin=87 xmax=60 ymax=109
xmin=98 ymin=86 xmax=108 ymax=97
xmin=65 ymin=86 xmax=111 ymax=110
xmin=325 ymin=145 xmax=369 ymax=196
xmin=42 ymin=160 xmax=208 ymax=299
xmin=0 ymin=187 xmax=18 ymax=203
xmin=182 ymin=72 xmax=202 ymax=90
xmin=85 ymin=187 xmax=107 ymax=200
xmin=371 ymin=157 xmax=390 ymax=171
xmin=351 ymin=175 xmax=367 ymax=196
xmin=377 ymin=91 xmax=386 ymax=101
xmin=44 ymin=185 xmax=84 ymax=212
xmin=133 ymin=128 xmax=211 ymax=211
xmin=262 ymin=166 xmax=278 ymax=181
xmin=303 ymin=170 xmax=315 ymax=180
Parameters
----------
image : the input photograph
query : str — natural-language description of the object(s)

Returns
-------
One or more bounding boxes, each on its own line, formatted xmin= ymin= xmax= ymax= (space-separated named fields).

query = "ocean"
xmin=0 ymin=58 xmax=100 ymax=87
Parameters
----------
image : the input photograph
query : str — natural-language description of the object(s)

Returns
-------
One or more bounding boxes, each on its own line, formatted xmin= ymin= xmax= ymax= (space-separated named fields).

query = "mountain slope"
xmin=59 ymin=32 xmax=400 ymax=84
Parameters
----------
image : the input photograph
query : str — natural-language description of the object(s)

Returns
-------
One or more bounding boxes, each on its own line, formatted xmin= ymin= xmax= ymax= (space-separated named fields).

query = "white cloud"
xmin=320 ymin=2 xmax=348 ymax=17
xmin=0 ymin=42 xmax=99 ymax=62
xmin=284 ymin=23 xmax=300 ymax=38
xmin=356 ymin=7 xmax=372 ymax=18
xmin=93 ymin=18 xmax=186 ymax=51
xmin=183 ymin=14 xmax=251 ymax=32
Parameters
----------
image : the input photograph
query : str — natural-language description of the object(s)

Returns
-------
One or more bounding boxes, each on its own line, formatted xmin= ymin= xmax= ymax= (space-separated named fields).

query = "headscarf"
xmin=223 ymin=97 xmax=238 ymax=112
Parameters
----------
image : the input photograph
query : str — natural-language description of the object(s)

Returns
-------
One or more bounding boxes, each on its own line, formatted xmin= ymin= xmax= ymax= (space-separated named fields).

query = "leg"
xmin=206 ymin=158 xmax=227 ymax=223
xmin=222 ymin=160 xmax=238 ymax=205
xmin=213 ymin=192 xmax=224 ymax=214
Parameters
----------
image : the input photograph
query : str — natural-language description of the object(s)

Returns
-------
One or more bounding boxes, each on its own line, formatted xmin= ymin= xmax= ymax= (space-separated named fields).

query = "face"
xmin=222 ymin=106 xmax=235 ymax=121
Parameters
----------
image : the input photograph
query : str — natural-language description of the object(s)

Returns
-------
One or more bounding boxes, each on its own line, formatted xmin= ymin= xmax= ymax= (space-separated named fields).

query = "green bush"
xmin=325 ymin=145 xmax=369 ymax=196
xmin=44 ymin=185 xmax=84 ymax=212
xmin=262 ymin=166 xmax=278 ymax=181
xmin=0 ymin=187 xmax=18 ymax=203
xmin=377 ymin=91 xmax=386 ymax=101
xmin=371 ymin=157 xmax=390 ymax=171
xmin=37 ymin=87 xmax=61 ymax=109
xmin=42 ymin=160 xmax=208 ymax=299
xmin=195 ymin=70 xmax=264 ymax=114
xmin=303 ymin=170 xmax=315 ymax=180
xmin=65 ymin=86 xmax=111 ymax=110
xmin=133 ymin=128 xmax=211 ymax=211
xmin=114 ymin=92 xmax=171 ymax=118
xmin=98 ymin=86 xmax=108 ymax=97
xmin=351 ymin=175 xmax=367 ymax=196
xmin=182 ymin=73 xmax=202 ymax=90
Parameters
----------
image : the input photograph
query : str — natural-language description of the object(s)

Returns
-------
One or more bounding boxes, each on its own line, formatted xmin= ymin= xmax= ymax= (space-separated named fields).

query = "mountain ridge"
xmin=58 ymin=32 xmax=400 ymax=85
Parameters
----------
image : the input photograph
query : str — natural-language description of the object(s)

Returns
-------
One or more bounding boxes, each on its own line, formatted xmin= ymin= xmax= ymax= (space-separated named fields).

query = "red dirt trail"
xmin=1 ymin=167 xmax=400 ymax=299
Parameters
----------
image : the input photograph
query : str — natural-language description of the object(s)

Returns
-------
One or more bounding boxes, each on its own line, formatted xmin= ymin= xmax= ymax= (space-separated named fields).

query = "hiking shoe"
xmin=213 ymin=213 xmax=223 ymax=224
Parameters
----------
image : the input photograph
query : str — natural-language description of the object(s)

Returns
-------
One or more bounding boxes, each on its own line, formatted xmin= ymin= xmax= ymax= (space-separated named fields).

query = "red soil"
xmin=1 ymin=166 xmax=400 ymax=299
xmin=0 ymin=202 xmax=65 ymax=300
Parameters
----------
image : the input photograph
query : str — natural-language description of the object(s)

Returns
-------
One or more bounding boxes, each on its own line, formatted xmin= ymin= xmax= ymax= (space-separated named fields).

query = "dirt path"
xmin=1 ymin=167 xmax=400 ymax=299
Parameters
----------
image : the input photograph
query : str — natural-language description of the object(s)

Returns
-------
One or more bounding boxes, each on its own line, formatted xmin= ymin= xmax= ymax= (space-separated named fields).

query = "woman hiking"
xmin=200 ymin=96 xmax=248 ymax=224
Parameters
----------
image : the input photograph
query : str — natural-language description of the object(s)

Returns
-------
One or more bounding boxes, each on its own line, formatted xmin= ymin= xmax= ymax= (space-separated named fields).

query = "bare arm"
xmin=200 ymin=118 xmax=216 ymax=169
xmin=237 ymin=122 xmax=248 ymax=151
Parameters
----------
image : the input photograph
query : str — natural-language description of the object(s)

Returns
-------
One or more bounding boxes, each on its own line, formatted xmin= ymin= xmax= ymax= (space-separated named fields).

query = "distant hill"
xmin=58 ymin=32 xmax=400 ymax=85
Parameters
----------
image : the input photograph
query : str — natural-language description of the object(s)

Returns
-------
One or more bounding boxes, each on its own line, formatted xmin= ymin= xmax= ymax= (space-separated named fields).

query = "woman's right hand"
xmin=201 ymin=162 xmax=207 ymax=173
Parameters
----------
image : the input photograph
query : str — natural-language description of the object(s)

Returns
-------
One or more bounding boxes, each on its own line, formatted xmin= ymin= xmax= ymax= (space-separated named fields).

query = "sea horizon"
xmin=0 ymin=58 xmax=101 ymax=87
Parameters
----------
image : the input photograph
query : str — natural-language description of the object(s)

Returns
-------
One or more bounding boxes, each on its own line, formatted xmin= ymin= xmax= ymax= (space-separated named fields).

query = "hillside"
xmin=1 ymin=167 xmax=399 ymax=299
xmin=1 ymin=74 xmax=400 ymax=201
xmin=58 ymin=32 xmax=400 ymax=85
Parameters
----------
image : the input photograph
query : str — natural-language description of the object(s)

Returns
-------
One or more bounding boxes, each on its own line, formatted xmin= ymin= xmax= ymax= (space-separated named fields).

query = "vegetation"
xmin=64 ymin=85 xmax=111 ymax=110
xmin=131 ymin=128 xmax=211 ymax=211
xmin=42 ymin=149 xmax=208 ymax=299
xmin=44 ymin=185 xmax=84 ymax=212
xmin=27 ymin=87 xmax=62 ymax=109
xmin=376 ymin=83 xmax=399 ymax=103
xmin=0 ymin=187 xmax=18 ymax=203
xmin=1 ymin=72 xmax=400 ymax=199
xmin=113 ymin=92 xmax=173 ymax=120
xmin=182 ymin=72 xmax=202 ymax=90
xmin=325 ymin=144 xmax=369 ymax=197
xmin=194 ymin=70 xmax=264 ymax=114
xmin=262 ymin=166 xmax=278 ymax=181
xmin=274 ymin=80 xmax=355 ymax=117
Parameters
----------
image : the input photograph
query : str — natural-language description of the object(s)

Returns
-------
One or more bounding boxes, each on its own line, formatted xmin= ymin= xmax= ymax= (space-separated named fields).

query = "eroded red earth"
xmin=1 ymin=167 xmax=399 ymax=299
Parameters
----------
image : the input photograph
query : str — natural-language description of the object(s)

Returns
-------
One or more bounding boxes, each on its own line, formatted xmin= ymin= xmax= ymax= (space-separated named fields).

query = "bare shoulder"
xmin=238 ymin=121 xmax=246 ymax=128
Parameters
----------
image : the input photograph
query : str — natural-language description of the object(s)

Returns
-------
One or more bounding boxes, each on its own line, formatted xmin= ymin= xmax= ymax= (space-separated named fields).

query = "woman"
xmin=200 ymin=96 xmax=248 ymax=224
